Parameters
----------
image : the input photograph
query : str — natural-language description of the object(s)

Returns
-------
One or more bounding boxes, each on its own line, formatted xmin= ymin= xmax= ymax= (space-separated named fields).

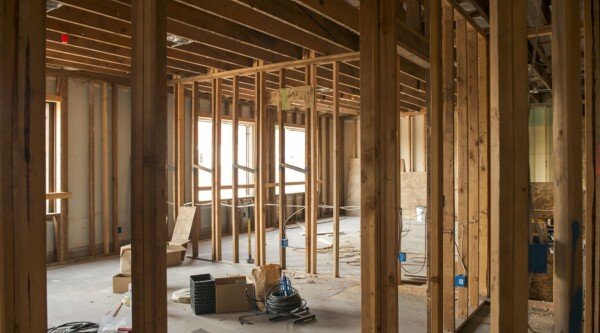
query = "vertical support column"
xmin=552 ymin=0 xmax=583 ymax=331
xmin=584 ymin=0 xmax=599 ymax=331
xmin=332 ymin=61 xmax=341 ymax=278
xmin=489 ymin=0 xmax=529 ymax=331
xmin=467 ymin=25 xmax=480 ymax=311
xmin=88 ymin=84 xmax=96 ymax=257
xmin=176 ymin=83 xmax=185 ymax=218
xmin=172 ymin=83 xmax=179 ymax=223
xmin=455 ymin=17 xmax=469 ymax=319
xmin=310 ymin=63 xmax=319 ymax=273
xmin=396 ymin=56 xmax=403 ymax=285
xmin=256 ymin=70 xmax=267 ymax=266
xmin=0 ymin=0 xmax=46 ymax=330
xmin=232 ymin=76 xmax=240 ymax=263
xmin=592 ymin=2 xmax=600 ymax=329
xmin=131 ymin=0 xmax=168 ymax=330
xmin=212 ymin=78 xmax=223 ymax=261
xmin=59 ymin=76 xmax=70 ymax=262
xmin=441 ymin=1 xmax=455 ymax=330
xmin=278 ymin=69 xmax=287 ymax=269
xmin=359 ymin=0 xmax=399 ymax=331
xmin=304 ymin=61 xmax=313 ymax=273
xmin=477 ymin=34 xmax=490 ymax=298
xmin=112 ymin=83 xmax=119 ymax=253
xmin=428 ymin=0 xmax=444 ymax=330
xmin=191 ymin=82 xmax=200 ymax=258
xmin=102 ymin=82 xmax=110 ymax=255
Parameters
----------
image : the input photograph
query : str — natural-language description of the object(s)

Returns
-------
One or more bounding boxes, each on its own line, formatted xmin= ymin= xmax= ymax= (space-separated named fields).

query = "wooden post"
xmin=48 ymin=103 xmax=56 ymax=213
xmin=552 ymin=0 xmax=583 ymax=331
xmin=408 ymin=116 xmax=413 ymax=172
xmin=397 ymin=55 xmax=403 ymax=284
xmin=310 ymin=62 xmax=319 ymax=273
xmin=59 ymin=76 xmax=70 ymax=262
xmin=172 ymin=82 xmax=179 ymax=224
xmin=112 ymin=83 xmax=119 ymax=253
xmin=428 ymin=0 xmax=444 ymax=330
xmin=455 ymin=17 xmax=469 ymax=319
xmin=255 ymin=69 xmax=267 ymax=266
xmin=477 ymin=34 xmax=490 ymax=298
xmin=278 ymin=69 xmax=287 ymax=269
xmin=489 ymin=0 xmax=529 ymax=331
xmin=441 ymin=1 xmax=455 ymax=330
xmin=232 ymin=76 xmax=240 ymax=263
xmin=0 ymin=0 xmax=47 ymax=330
xmin=359 ymin=0 xmax=399 ymax=331
xmin=88 ymin=83 xmax=96 ymax=256
xmin=304 ymin=60 xmax=313 ymax=273
xmin=191 ymin=82 xmax=201 ymax=258
xmin=102 ymin=82 xmax=110 ymax=255
xmin=332 ymin=61 xmax=341 ymax=278
xmin=176 ymin=83 xmax=185 ymax=220
xmin=467 ymin=25 xmax=480 ymax=311
xmin=212 ymin=78 xmax=223 ymax=261
xmin=131 ymin=0 xmax=168 ymax=330
xmin=584 ymin=0 xmax=598 ymax=331
xmin=592 ymin=2 xmax=600 ymax=330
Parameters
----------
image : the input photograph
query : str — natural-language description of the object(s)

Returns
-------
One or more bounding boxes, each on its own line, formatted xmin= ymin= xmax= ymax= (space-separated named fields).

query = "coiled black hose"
xmin=264 ymin=284 xmax=306 ymax=315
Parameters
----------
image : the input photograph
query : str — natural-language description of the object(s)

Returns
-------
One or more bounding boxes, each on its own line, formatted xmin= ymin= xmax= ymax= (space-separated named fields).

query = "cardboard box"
xmin=118 ymin=206 xmax=197 ymax=275
xmin=215 ymin=276 xmax=254 ymax=313
xmin=113 ymin=274 xmax=131 ymax=294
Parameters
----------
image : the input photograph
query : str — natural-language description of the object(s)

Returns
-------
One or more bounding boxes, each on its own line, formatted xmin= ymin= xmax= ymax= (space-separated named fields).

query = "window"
xmin=275 ymin=126 xmax=306 ymax=194
xmin=196 ymin=119 xmax=254 ymax=201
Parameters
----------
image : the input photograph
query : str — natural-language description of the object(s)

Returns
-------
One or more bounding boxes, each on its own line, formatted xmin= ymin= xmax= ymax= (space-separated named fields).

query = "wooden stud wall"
xmin=112 ymin=83 xmax=120 ymax=253
xmin=278 ymin=69 xmax=287 ymax=269
xmin=232 ymin=76 xmax=240 ymax=263
xmin=88 ymin=84 xmax=96 ymax=256
xmin=102 ymin=82 xmax=110 ymax=255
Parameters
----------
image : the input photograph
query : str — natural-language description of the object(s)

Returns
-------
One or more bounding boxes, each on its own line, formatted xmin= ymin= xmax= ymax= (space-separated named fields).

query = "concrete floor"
xmin=47 ymin=216 xmax=553 ymax=332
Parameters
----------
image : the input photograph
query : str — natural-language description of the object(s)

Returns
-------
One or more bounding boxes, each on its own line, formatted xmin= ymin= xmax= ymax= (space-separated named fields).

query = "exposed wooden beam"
xmin=278 ymin=69 xmax=287 ymax=269
xmin=232 ymin=76 xmax=240 ymax=264
xmin=466 ymin=25 xmax=480 ymax=311
xmin=191 ymin=82 xmax=201 ymax=258
xmin=59 ymin=76 xmax=70 ymax=262
xmin=211 ymin=78 xmax=223 ymax=261
xmin=130 ymin=0 xmax=168 ymax=331
xmin=88 ymin=84 xmax=96 ymax=256
xmin=360 ymin=0 xmax=399 ymax=331
xmin=552 ymin=0 xmax=584 ymax=331
xmin=112 ymin=83 xmax=119 ymax=253
xmin=332 ymin=61 xmax=341 ymax=278
xmin=440 ymin=1 xmax=455 ymax=330
xmin=102 ymin=82 xmax=110 ymax=255
xmin=489 ymin=0 xmax=529 ymax=331
xmin=0 ymin=1 xmax=47 ymax=331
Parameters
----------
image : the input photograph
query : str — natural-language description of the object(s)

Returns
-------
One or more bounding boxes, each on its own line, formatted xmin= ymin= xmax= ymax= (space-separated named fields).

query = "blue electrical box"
xmin=281 ymin=238 xmax=288 ymax=248
xmin=528 ymin=243 xmax=548 ymax=274
xmin=398 ymin=252 xmax=407 ymax=262
xmin=455 ymin=274 xmax=467 ymax=288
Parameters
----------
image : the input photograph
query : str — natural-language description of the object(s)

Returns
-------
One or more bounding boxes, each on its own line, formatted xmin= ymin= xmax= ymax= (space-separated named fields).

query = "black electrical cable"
xmin=47 ymin=322 xmax=99 ymax=333
xmin=264 ymin=284 xmax=306 ymax=315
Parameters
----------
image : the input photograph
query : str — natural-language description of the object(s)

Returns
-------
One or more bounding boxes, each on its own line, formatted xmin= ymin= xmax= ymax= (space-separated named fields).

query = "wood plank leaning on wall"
xmin=0 ymin=0 xmax=47 ymax=331
xmin=359 ymin=0 xmax=400 ymax=331
xmin=131 ymin=0 xmax=168 ymax=331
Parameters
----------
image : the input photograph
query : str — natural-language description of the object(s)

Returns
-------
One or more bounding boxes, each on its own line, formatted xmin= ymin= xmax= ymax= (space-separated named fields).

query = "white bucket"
xmin=416 ymin=205 xmax=426 ymax=222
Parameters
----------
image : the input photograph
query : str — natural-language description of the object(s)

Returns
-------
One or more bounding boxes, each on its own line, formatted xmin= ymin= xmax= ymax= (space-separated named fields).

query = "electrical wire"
xmin=47 ymin=322 xmax=99 ymax=333
xmin=264 ymin=284 xmax=306 ymax=315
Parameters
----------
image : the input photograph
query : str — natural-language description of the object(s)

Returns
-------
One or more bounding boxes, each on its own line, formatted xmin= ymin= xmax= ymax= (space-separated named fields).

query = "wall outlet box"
xmin=398 ymin=252 xmax=407 ymax=262
xmin=281 ymin=239 xmax=288 ymax=248
xmin=455 ymin=274 xmax=467 ymax=288
xmin=118 ymin=226 xmax=122 ymax=234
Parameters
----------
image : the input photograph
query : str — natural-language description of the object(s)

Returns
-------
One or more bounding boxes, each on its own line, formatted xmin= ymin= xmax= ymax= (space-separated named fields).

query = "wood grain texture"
xmin=112 ymin=83 xmax=119 ymax=253
xmin=130 ymin=0 xmax=168 ymax=330
xmin=191 ymin=82 xmax=201 ymax=258
xmin=359 ymin=0 xmax=399 ymax=331
xmin=466 ymin=25 xmax=480 ymax=311
xmin=278 ymin=69 xmax=287 ymax=269
xmin=332 ymin=61 xmax=341 ymax=278
xmin=455 ymin=17 xmax=469 ymax=319
xmin=102 ymin=82 xmax=110 ymax=255
xmin=0 ymin=0 xmax=47 ymax=331
xmin=232 ymin=76 xmax=240 ymax=263
xmin=59 ymin=76 xmax=70 ymax=262
xmin=441 ymin=1 xmax=456 ymax=330
xmin=552 ymin=0 xmax=584 ymax=331
xmin=489 ymin=0 xmax=529 ymax=331
xmin=88 ymin=83 xmax=96 ymax=256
